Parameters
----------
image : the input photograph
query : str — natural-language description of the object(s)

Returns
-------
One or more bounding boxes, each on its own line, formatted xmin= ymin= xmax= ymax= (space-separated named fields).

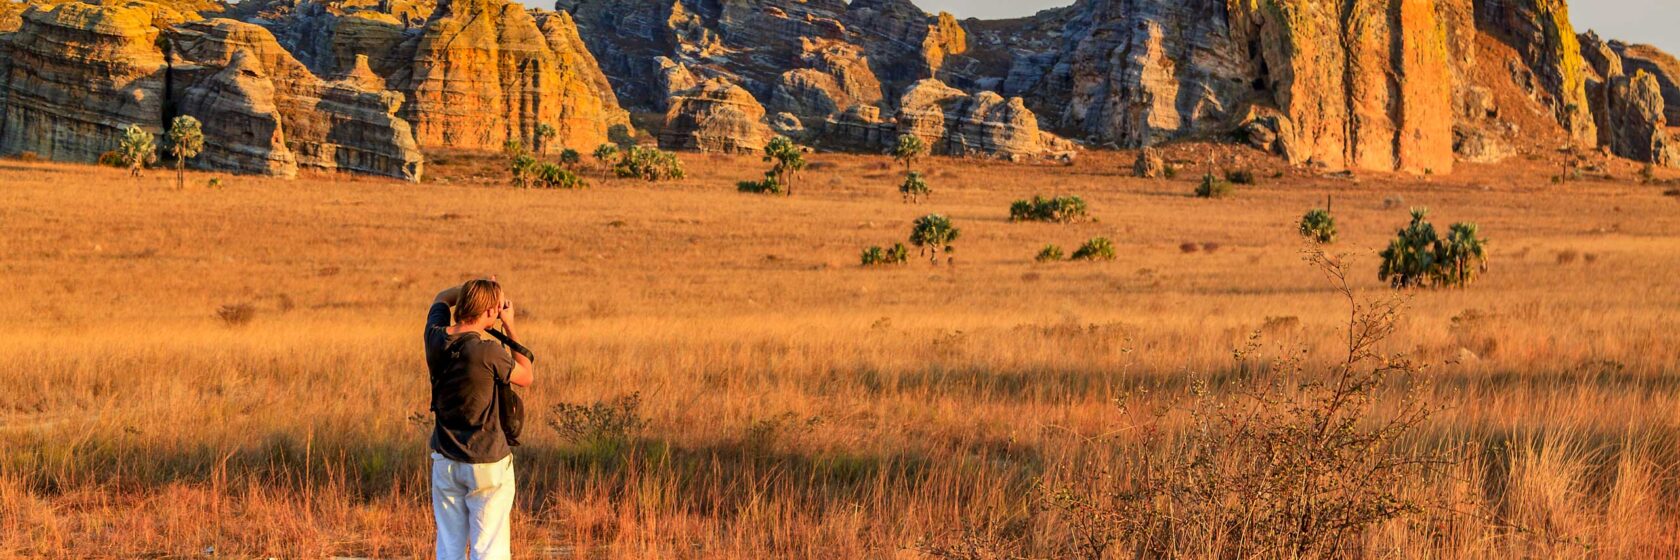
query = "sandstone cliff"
xmin=0 ymin=1 xmax=422 ymax=179
xmin=659 ymin=78 xmax=774 ymax=154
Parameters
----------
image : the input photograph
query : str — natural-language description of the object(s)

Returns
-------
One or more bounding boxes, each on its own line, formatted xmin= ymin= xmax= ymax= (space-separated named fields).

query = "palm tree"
xmin=118 ymin=124 xmax=156 ymax=178
xmin=534 ymin=124 xmax=557 ymax=155
xmin=1378 ymin=208 xmax=1439 ymax=288
xmin=892 ymin=134 xmax=925 ymax=175
xmin=1436 ymin=222 xmax=1488 ymax=287
xmin=909 ymin=213 xmax=960 ymax=265
xmin=166 ymin=116 xmax=203 ymax=190
xmin=762 ymin=136 xmax=806 ymax=196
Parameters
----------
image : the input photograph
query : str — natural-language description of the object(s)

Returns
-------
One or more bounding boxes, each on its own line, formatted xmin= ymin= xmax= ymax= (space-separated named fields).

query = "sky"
xmin=915 ymin=0 xmax=1680 ymax=56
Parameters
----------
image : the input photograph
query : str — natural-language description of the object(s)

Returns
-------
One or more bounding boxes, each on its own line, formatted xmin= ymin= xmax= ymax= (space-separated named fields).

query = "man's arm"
xmin=497 ymin=307 xmax=535 ymax=388
xmin=434 ymin=285 xmax=463 ymax=307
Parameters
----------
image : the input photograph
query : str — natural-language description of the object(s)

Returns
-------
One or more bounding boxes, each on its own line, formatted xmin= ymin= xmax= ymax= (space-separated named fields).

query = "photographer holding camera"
xmin=424 ymin=278 xmax=534 ymax=560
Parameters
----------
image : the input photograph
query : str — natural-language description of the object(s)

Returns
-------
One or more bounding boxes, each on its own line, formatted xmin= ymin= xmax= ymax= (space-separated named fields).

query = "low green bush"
xmin=1009 ymin=195 xmax=1089 ymax=223
xmin=1071 ymin=237 xmax=1116 ymax=261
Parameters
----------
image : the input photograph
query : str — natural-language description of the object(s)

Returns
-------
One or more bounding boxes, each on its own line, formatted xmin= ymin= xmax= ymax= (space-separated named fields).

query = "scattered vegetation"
xmin=1298 ymin=208 xmax=1337 ymax=244
xmin=760 ymin=136 xmax=808 ymax=196
xmin=166 ymin=115 xmax=204 ymax=190
xmin=549 ymin=393 xmax=646 ymax=460
xmin=216 ymin=302 xmax=255 ymax=327
xmin=899 ymin=172 xmax=930 ymax=203
xmin=909 ymin=214 xmax=960 ymax=265
xmin=117 ymin=124 xmax=156 ymax=177
xmin=614 ymin=146 xmax=685 ymax=182
xmin=1196 ymin=172 xmax=1233 ymax=198
xmin=1035 ymin=244 xmax=1064 ymax=262
xmin=860 ymin=243 xmax=910 ymax=266
xmin=1378 ymin=208 xmax=1489 ymax=289
xmin=1070 ymin=237 xmax=1116 ymax=261
xmin=1009 ymin=195 xmax=1089 ymax=223
xmin=1224 ymin=169 xmax=1256 ymax=185
xmin=509 ymin=151 xmax=538 ymax=188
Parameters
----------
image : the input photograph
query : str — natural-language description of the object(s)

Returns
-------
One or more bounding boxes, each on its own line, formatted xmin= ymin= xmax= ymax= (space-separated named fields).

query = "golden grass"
xmin=1 ymin=148 xmax=1678 ymax=557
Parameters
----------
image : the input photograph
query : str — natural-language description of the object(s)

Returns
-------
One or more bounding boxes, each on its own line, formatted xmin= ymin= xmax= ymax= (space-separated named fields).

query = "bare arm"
xmin=434 ymin=285 xmax=463 ymax=307
xmin=498 ymin=307 xmax=535 ymax=388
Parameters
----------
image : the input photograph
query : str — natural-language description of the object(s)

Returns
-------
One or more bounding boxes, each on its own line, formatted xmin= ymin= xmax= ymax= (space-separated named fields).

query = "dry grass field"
xmin=2 ymin=145 xmax=1679 ymax=558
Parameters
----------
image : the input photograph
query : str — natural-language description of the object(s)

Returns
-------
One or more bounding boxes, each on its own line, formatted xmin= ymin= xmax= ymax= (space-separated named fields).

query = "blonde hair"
xmin=453 ymin=278 xmax=503 ymax=324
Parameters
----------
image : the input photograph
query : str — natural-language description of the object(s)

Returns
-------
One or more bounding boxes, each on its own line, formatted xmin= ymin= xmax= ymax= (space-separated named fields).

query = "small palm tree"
xmin=166 ymin=115 xmax=203 ymax=189
xmin=509 ymin=153 xmax=537 ymax=188
xmin=892 ymin=134 xmax=926 ymax=175
xmin=900 ymin=172 xmax=930 ymax=203
xmin=593 ymin=143 xmax=619 ymax=171
xmin=909 ymin=213 xmax=960 ymax=265
xmin=559 ymin=148 xmax=582 ymax=170
xmin=534 ymin=124 xmax=557 ymax=155
xmin=1435 ymin=222 xmax=1488 ymax=287
xmin=1298 ymin=208 xmax=1337 ymax=244
xmin=118 ymin=124 xmax=157 ymax=178
xmin=1378 ymin=208 xmax=1440 ymax=288
xmin=762 ymin=136 xmax=806 ymax=196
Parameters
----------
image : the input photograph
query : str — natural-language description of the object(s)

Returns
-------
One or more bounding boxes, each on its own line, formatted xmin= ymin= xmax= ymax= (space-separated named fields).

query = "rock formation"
xmin=659 ymin=78 xmax=774 ymax=154
xmin=894 ymin=79 xmax=1071 ymax=161
xmin=1581 ymin=32 xmax=1677 ymax=167
xmin=1611 ymin=41 xmax=1680 ymax=125
xmin=0 ymin=1 xmax=422 ymax=179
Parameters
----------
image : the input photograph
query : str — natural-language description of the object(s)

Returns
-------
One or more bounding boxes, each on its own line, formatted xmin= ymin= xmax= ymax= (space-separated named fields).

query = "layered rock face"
xmin=0 ymin=1 xmax=171 ymax=162
xmin=557 ymin=0 xmax=963 ymax=110
xmin=239 ymin=0 xmax=631 ymax=153
xmin=0 ymin=1 xmax=422 ymax=179
xmin=1581 ymin=32 xmax=1677 ymax=167
xmin=895 ymin=79 xmax=1071 ymax=160
xmin=1473 ymin=0 xmax=1596 ymax=148
xmin=1612 ymin=42 xmax=1680 ymax=125
xmin=659 ymin=78 xmax=774 ymax=154
xmin=391 ymin=0 xmax=629 ymax=151
xmin=169 ymin=19 xmax=423 ymax=178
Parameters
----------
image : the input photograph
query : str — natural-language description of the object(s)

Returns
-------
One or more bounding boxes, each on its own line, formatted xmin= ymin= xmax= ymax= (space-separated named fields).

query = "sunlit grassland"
xmin=2 ymin=149 xmax=1679 ymax=557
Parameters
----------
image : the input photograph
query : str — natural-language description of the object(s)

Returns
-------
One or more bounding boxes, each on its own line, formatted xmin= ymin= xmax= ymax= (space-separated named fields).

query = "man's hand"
xmin=498 ymin=299 xmax=518 ymax=338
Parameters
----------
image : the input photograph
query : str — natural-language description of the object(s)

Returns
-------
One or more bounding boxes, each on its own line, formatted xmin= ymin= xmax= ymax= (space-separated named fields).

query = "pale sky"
xmin=917 ymin=0 xmax=1680 ymax=56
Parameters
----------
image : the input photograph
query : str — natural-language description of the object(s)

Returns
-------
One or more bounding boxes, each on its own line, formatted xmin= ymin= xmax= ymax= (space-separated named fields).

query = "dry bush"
xmin=1042 ymin=251 xmax=1452 ymax=559
xmin=216 ymin=303 xmax=256 ymax=327
xmin=1556 ymin=250 xmax=1580 ymax=265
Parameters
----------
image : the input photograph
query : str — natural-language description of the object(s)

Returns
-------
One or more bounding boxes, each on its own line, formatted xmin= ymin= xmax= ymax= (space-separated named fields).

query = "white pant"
xmin=430 ymin=452 xmax=516 ymax=560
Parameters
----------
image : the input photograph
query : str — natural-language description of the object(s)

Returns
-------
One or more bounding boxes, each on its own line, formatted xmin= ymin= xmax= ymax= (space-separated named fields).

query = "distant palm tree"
xmin=534 ymin=123 xmax=557 ymax=155
xmin=1378 ymin=208 xmax=1439 ymax=289
xmin=118 ymin=124 xmax=156 ymax=178
xmin=1435 ymin=222 xmax=1488 ymax=288
xmin=166 ymin=116 xmax=203 ymax=190
xmin=763 ymin=136 xmax=806 ymax=196
xmin=892 ymin=134 xmax=925 ymax=175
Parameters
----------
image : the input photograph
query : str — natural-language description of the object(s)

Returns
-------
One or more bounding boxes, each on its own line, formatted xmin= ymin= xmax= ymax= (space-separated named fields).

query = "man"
xmin=425 ymin=278 xmax=535 ymax=560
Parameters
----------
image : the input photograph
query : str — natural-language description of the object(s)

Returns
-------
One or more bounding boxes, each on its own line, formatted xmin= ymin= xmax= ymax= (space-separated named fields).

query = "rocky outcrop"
xmin=390 ymin=0 xmax=629 ymax=152
xmin=0 ymin=1 xmax=172 ymax=162
xmin=557 ymin=0 xmax=966 ymax=113
xmin=896 ymin=79 xmax=1071 ymax=161
xmin=1581 ymin=32 xmax=1677 ymax=167
xmin=1612 ymin=42 xmax=1680 ymax=126
xmin=0 ymin=1 xmax=422 ymax=179
xmin=1474 ymin=0 xmax=1596 ymax=149
xmin=169 ymin=19 xmax=422 ymax=179
xmin=659 ymin=78 xmax=774 ymax=154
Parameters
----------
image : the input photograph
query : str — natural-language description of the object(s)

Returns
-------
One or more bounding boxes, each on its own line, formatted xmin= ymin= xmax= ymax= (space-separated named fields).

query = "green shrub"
xmin=909 ymin=214 xmax=960 ymax=264
xmin=737 ymin=174 xmax=784 ymax=194
xmin=559 ymin=148 xmax=582 ymax=169
xmin=1071 ymin=237 xmax=1116 ymax=261
xmin=1378 ymin=208 xmax=1488 ymax=289
xmin=1163 ymin=164 xmax=1178 ymax=179
xmin=614 ymin=146 xmax=685 ymax=181
xmin=1225 ymin=169 xmax=1256 ymax=185
xmin=1196 ymin=173 xmax=1233 ymax=198
xmin=117 ymin=124 xmax=157 ymax=177
xmin=534 ymin=163 xmax=587 ymax=189
xmin=900 ymin=171 xmax=931 ymax=203
xmin=1035 ymin=244 xmax=1064 ymax=262
xmin=1009 ymin=195 xmax=1089 ymax=223
xmin=1298 ymin=208 xmax=1337 ymax=244
xmin=861 ymin=243 xmax=910 ymax=266
xmin=757 ymin=136 xmax=807 ymax=196
xmin=509 ymin=152 xmax=538 ymax=188
xmin=593 ymin=144 xmax=620 ymax=168
xmin=892 ymin=134 xmax=926 ymax=174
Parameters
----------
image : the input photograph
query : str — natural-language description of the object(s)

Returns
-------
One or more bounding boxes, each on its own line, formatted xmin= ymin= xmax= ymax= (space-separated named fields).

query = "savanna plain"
xmin=2 ymin=146 xmax=1679 ymax=558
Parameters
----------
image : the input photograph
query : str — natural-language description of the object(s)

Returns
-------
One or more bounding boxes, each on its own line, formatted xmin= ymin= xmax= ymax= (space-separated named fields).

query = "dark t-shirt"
xmin=424 ymin=302 xmax=516 ymax=464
